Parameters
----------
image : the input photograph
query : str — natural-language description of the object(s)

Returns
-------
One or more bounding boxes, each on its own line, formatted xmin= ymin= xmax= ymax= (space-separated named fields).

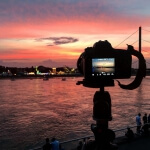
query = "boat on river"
xmin=62 ymin=77 xmax=66 ymax=81
xmin=43 ymin=76 xmax=49 ymax=80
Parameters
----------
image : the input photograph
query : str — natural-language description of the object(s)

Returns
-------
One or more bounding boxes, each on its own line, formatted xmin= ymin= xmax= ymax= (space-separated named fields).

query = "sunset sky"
xmin=0 ymin=0 xmax=150 ymax=67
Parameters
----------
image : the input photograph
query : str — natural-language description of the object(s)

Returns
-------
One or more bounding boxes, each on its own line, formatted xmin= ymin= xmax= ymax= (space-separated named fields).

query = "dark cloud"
xmin=1 ymin=0 xmax=150 ymax=25
xmin=36 ymin=37 xmax=78 ymax=46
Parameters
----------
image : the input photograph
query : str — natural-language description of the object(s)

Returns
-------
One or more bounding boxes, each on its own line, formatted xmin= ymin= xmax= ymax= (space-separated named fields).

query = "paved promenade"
xmin=30 ymin=131 xmax=150 ymax=150
xmin=117 ymin=135 xmax=150 ymax=150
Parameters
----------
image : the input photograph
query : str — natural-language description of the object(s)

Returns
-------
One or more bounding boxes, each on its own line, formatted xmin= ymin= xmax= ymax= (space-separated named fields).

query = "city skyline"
xmin=0 ymin=0 xmax=150 ymax=67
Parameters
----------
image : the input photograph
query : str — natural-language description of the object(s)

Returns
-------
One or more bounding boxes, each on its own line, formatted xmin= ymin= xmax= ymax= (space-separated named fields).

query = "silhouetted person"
xmin=43 ymin=138 xmax=51 ymax=150
xmin=143 ymin=113 xmax=147 ymax=124
xmin=125 ymin=127 xmax=134 ymax=141
xmin=89 ymin=124 xmax=118 ymax=150
xmin=136 ymin=113 xmax=141 ymax=133
xmin=51 ymin=137 xmax=59 ymax=150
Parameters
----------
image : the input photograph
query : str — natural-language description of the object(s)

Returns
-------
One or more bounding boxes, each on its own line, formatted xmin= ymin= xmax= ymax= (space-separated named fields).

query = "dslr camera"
xmin=77 ymin=40 xmax=146 ymax=89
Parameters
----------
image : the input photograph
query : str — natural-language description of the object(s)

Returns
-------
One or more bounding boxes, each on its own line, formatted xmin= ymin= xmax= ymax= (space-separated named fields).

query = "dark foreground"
xmin=116 ymin=135 xmax=150 ymax=150
xmin=64 ymin=133 xmax=150 ymax=150
xmin=31 ymin=129 xmax=150 ymax=150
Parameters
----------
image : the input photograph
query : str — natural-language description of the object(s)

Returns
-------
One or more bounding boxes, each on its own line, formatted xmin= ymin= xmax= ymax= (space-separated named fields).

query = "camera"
xmin=77 ymin=40 xmax=146 ymax=88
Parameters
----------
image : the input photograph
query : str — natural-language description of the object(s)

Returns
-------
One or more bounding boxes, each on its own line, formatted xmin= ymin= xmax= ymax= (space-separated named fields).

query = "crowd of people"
xmin=42 ymin=113 xmax=150 ymax=150
xmin=43 ymin=137 xmax=61 ymax=150
xmin=136 ymin=113 xmax=150 ymax=134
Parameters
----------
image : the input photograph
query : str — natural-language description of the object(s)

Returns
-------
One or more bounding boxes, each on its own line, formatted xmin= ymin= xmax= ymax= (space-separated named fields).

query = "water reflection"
xmin=0 ymin=77 xmax=150 ymax=149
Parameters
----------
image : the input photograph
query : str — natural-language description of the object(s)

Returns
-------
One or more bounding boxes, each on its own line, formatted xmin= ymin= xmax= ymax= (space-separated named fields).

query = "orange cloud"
xmin=1 ymin=0 xmax=150 ymax=67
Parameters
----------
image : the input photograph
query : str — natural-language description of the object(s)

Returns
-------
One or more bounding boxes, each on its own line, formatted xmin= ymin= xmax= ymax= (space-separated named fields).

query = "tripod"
xmin=85 ymin=86 xmax=118 ymax=150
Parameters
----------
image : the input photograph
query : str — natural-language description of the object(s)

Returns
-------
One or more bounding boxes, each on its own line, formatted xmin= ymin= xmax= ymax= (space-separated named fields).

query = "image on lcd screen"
xmin=92 ymin=58 xmax=115 ymax=76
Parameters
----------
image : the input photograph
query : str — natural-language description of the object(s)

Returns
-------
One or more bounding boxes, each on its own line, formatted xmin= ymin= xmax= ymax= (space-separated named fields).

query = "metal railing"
xmin=30 ymin=125 xmax=140 ymax=150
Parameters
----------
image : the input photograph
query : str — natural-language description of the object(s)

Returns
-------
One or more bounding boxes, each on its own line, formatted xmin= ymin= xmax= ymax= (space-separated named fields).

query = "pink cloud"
xmin=0 ymin=0 xmax=150 ymax=67
xmin=1 ymin=14 xmax=150 ymax=40
xmin=1 ymin=0 xmax=150 ymax=34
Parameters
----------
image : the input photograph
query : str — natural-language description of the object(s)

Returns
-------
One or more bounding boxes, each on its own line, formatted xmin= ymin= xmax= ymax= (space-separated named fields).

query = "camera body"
xmin=77 ymin=40 xmax=132 ymax=87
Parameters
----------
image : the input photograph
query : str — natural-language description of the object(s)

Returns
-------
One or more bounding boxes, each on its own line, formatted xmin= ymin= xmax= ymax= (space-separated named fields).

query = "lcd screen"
xmin=92 ymin=58 xmax=115 ymax=76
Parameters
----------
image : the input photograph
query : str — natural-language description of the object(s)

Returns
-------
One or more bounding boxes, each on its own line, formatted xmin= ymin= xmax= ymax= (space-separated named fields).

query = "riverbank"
xmin=1 ymin=70 xmax=150 ymax=80
xmin=0 ymin=74 xmax=82 ymax=79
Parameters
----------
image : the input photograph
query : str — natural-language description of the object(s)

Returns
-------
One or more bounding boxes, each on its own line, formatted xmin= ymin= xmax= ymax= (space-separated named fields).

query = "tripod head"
xmin=93 ymin=87 xmax=112 ymax=121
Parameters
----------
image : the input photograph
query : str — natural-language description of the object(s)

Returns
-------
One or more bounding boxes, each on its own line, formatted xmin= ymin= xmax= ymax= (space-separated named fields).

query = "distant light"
xmin=28 ymin=72 xmax=35 ymax=75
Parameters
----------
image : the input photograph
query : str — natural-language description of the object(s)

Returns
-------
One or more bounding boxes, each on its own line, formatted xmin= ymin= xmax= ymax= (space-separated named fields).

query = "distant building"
xmin=52 ymin=68 xmax=56 ymax=74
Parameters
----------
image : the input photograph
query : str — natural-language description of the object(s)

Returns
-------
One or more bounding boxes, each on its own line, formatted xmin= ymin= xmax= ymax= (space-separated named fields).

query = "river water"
xmin=0 ymin=77 xmax=150 ymax=149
